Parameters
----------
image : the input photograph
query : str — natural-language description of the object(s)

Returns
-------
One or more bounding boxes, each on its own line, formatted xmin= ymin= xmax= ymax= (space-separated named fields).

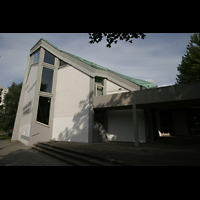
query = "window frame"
xmin=94 ymin=76 xmax=104 ymax=96
xmin=59 ymin=59 xmax=68 ymax=67
xmin=39 ymin=65 xmax=55 ymax=95
xmin=33 ymin=49 xmax=40 ymax=64
xmin=94 ymin=83 xmax=104 ymax=96
xmin=43 ymin=50 xmax=55 ymax=66
xmin=35 ymin=95 xmax=52 ymax=127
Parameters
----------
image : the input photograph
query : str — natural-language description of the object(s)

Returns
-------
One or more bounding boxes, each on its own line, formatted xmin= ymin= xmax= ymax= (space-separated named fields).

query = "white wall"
xmin=19 ymin=65 xmax=38 ymax=145
xmin=52 ymin=66 xmax=90 ymax=143
xmin=106 ymin=80 xmax=129 ymax=95
xmin=107 ymin=109 xmax=146 ymax=143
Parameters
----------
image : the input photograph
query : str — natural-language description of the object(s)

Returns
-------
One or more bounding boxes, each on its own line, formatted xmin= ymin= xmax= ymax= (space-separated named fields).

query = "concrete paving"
xmin=45 ymin=136 xmax=200 ymax=166
xmin=0 ymin=138 xmax=69 ymax=166
xmin=1 ymin=135 xmax=200 ymax=166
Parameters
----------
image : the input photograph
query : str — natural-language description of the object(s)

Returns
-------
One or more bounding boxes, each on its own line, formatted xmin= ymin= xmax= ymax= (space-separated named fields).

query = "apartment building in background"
xmin=0 ymin=86 xmax=8 ymax=106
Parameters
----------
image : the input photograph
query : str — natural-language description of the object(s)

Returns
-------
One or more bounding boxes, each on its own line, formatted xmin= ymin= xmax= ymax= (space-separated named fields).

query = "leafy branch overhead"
xmin=89 ymin=33 xmax=146 ymax=48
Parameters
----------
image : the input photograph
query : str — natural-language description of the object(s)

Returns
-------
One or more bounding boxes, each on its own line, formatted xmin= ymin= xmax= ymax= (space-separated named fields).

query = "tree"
xmin=176 ymin=33 xmax=200 ymax=84
xmin=0 ymin=82 xmax=22 ymax=132
xmin=88 ymin=33 xmax=146 ymax=48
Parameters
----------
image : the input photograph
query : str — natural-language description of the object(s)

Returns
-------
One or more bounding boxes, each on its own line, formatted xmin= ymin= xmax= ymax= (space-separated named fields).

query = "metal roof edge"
xmin=30 ymin=38 xmax=43 ymax=51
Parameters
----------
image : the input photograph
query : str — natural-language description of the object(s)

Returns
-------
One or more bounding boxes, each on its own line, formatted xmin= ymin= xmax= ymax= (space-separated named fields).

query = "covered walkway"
xmin=93 ymin=82 xmax=200 ymax=146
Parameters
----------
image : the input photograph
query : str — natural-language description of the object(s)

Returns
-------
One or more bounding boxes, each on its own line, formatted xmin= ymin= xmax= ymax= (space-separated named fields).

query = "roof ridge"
xmin=41 ymin=38 xmax=108 ymax=70
xmin=40 ymin=38 xmax=157 ymax=89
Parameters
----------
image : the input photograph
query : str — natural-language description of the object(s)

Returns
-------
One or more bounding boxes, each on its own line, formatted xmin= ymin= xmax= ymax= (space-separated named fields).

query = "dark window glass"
xmin=36 ymin=96 xmax=51 ymax=125
xmin=44 ymin=50 xmax=55 ymax=65
xmin=95 ymin=77 xmax=104 ymax=85
xmin=60 ymin=59 xmax=68 ymax=66
xmin=40 ymin=67 xmax=54 ymax=93
xmin=33 ymin=50 xmax=40 ymax=64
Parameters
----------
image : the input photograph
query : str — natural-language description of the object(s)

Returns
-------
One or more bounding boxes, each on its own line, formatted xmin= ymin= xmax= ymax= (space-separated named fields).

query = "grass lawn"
xmin=0 ymin=135 xmax=11 ymax=141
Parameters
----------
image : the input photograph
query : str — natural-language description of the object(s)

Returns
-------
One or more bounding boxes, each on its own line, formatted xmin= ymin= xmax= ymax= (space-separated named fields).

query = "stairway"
xmin=32 ymin=142 xmax=124 ymax=166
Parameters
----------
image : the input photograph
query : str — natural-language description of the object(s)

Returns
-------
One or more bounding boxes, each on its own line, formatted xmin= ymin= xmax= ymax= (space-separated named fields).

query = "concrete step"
xmin=32 ymin=142 xmax=117 ymax=166
xmin=41 ymin=142 xmax=128 ymax=166
xmin=32 ymin=145 xmax=84 ymax=166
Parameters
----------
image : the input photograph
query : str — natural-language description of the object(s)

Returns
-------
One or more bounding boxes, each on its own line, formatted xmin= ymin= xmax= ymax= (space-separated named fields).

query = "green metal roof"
xmin=40 ymin=38 xmax=157 ymax=89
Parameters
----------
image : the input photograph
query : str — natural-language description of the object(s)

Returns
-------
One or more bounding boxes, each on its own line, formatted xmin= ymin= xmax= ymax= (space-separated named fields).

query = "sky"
xmin=0 ymin=33 xmax=193 ymax=88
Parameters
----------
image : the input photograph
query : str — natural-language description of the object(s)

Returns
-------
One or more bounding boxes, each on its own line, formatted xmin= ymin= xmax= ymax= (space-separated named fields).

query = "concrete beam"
xmin=93 ymin=82 xmax=200 ymax=109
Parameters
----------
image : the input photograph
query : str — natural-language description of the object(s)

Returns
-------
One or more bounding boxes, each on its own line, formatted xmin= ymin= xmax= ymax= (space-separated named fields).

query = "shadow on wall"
xmin=93 ymin=91 xmax=135 ymax=109
xmin=93 ymin=82 xmax=200 ymax=109
xmin=56 ymin=92 xmax=93 ymax=142
xmin=93 ymin=92 xmax=136 ymax=143
xmin=55 ymin=82 xmax=200 ymax=143
xmin=93 ymin=121 xmax=108 ymax=142
xmin=55 ymin=91 xmax=133 ymax=143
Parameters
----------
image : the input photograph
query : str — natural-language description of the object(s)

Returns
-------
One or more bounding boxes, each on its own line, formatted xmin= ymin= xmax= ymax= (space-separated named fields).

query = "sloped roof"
xmin=41 ymin=38 xmax=157 ymax=89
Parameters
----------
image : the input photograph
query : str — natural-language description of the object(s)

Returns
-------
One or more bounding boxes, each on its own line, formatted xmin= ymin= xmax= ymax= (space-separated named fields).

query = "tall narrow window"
xmin=44 ymin=50 xmax=55 ymax=65
xmin=94 ymin=76 xmax=104 ymax=96
xmin=33 ymin=49 xmax=40 ymax=64
xmin=36 ymin=96 xmax=51 ymax=125
xmin=40 ymin=67 xmax=54 ymax=93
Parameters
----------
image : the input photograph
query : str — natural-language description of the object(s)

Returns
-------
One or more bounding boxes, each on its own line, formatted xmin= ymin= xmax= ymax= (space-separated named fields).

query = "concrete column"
xmin=88 ymin=77 xmax=94 ymax=143
xmin=146 ymin=109 xmax=154 ymax=143
xmin=133 ymin=104 xmax=139 ymax=146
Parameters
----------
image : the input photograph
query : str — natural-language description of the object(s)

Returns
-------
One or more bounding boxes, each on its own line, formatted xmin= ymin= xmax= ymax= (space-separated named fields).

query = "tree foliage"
xmin=88 ymin=33 xmax=146 ymax=48
xmin=176 ymin=33 xmax=200 ymax=84
xmin=0 ymin=82 xmax=22 ymax=131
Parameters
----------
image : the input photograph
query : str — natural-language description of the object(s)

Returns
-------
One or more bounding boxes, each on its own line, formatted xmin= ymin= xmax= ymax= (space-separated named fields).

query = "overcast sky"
xmin=0 ymin=33 xmax=193 ymax=88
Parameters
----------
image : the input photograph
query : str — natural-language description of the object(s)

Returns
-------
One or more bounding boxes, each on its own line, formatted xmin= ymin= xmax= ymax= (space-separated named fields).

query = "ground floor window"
xmin=36 ymin=96 xmax=51 ymax=125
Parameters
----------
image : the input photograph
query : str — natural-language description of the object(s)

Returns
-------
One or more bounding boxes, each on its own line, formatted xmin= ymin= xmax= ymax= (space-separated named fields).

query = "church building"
xmin=11 ymin=38 xmax=157 ymax=146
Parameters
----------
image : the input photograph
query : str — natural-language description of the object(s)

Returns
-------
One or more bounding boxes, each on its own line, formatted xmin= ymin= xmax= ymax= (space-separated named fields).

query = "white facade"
xmin=105 ymin=80 xmax=129 ymax=95
xmin=107 ymin=109 xmax=146 ymax=143
xmin=52 ymin=66 xmax=90 ymax=142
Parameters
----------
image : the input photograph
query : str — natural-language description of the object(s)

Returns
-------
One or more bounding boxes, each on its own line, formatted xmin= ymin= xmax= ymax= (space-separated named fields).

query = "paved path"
xmin=46 ymin=136 xmax=200 ymax=166
xmin=0 ymin=139 xmax=69 ymax=166
xmin=1 ymin=135 xmax=200 ymax=166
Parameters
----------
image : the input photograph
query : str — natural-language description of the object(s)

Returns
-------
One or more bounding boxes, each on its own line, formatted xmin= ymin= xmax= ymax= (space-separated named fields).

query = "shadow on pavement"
xmin=1 ymin=136 xmax=200 ymax=166
xmin=0 ymin=140 xmax=67 ymax=166
xmin=0 ymin=138 xmax=8 ymax=141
